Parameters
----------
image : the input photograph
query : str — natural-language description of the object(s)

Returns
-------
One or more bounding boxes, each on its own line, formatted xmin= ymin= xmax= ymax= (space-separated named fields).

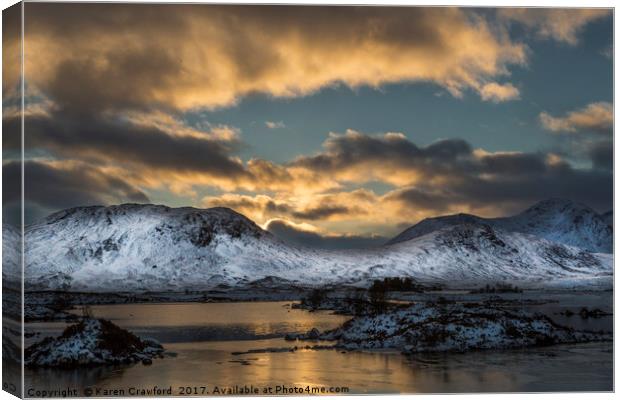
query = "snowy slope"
xmin=23 ymin=203 xmax=612 ymax=292
xmin=388 ymin=199 xmax=613 ymax=253
xmin=307 ymin=303 xmax=610 ymax=353
xmin=25 ymin=205 xmax=311 ymax=291
xmin=3 ymin=223 xmax=21 ymax=283
xmin=378 ymin=223 xmax=612 ymax=288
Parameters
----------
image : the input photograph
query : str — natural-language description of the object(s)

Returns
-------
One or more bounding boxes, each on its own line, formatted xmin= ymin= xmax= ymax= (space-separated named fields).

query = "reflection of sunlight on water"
xmin=69 ymin=302 xmax=349 ymax=335
xmin=27 ymin=301 xmax=613 ymax=394
xmin=66 ymin=302 xmax=351 ymax=341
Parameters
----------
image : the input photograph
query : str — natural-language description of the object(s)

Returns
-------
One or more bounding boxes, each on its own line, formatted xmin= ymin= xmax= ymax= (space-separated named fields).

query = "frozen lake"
xmin=25 ymin=294 xmax=613 ymax=395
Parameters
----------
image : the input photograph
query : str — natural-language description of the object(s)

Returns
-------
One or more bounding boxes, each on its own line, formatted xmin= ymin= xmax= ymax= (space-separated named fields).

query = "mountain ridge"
xmin=388 ymin=198 xmax=612 ymax=253
xmin=4 ymin=198 xmax=613 ymax=292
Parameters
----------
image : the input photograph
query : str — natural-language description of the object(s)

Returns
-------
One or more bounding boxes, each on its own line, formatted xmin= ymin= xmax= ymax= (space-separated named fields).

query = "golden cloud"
xmin=22 ymin=4 xmax=527 ymax=110
xmin=540 ymin=102 xmax=613 ymax=133
xmin=2 ymin=4 xmax=21 ymax=99
xmin=199 ymin=185 xmax=516 ymax=239
xmin=122 ymin=111 xmax=240 ymax=142
xmin=203 ymin=189 xmax=375 ymax=225
xmin=479 ymin=82 xmax=520 ymax=103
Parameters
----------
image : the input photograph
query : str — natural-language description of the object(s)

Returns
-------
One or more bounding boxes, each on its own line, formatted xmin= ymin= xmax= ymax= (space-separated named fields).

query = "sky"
xmin=2 ymin=4 xmax=614 ymax=248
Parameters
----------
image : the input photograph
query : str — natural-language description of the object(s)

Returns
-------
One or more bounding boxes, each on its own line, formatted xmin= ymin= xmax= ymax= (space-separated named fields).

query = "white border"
xmin=0 ymin=2 xmax=616 ymax=400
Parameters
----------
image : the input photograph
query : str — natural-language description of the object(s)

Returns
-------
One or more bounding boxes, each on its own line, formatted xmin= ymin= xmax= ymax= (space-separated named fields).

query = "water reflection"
xmin=25 ymin=301 xmax=612 ymax=394
xmin=67 ymin=302 xmax=349 ymax=338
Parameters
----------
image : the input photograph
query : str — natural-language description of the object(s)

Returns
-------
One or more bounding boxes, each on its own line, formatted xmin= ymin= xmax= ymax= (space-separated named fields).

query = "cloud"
xmin=2 ymin=5 xmax=611 ymax=245
xmin=5 ymin=105 xmax=340 ymax=198
xmin=539 ymin=102 xmax=612 ymax=133
xmin=2 ymin=110 xmax=254 ymax=189
xmin=291 ymin=205 xmax=354 ymax=221
xmin=539 ymin=102 xmax=612 ymax=176
xmin=290 ymin=130 xmax=473 ymax=186
xmin=203 ymin=190 xmax=372 ymax=224
xmin=2 ymin=4 xmax=21 ymax=99
xmin=498 ymin=8 xmax=610 ymax=45
xmin=265 ymin=218 xmax=386 ymax=249
xmin=588 ymin=140 xmax=613 ymax=170
xmin=265 ymin=121 xmax=286 ymax=129
xmin=21 ymin=4 xmax=527 ymax=111
xmin=9 ymin=111 xmax=611 ymax=229
xmin=382 ymin=187 xmax=459 ymax=214
xmin=291 ymin=130 xmax=612 ymax=214
xmin=204 ymin=194 xmax=293 ymax=222
xmin=385 ymin=166 xmax=612 ymax=217
xmin=3 ymin=160 xmax=150 ymax=225
xmin=201 ymin=128 xmax=613 ymax=237
xmin=125 ymin=111 xmax=240 ymax=141
xmin=479 ymin=82 xmax=520 ymax=103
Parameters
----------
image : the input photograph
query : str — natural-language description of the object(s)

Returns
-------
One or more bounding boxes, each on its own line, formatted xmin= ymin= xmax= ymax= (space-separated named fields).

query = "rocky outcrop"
xmin=26 ymin=318 xmax=163 ymax=367
xmin=292 ymin=303 xmax=611 ymax=354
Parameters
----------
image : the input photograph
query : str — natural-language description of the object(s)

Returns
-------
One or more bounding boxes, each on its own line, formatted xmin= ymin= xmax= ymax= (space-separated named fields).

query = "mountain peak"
xmin=519 ymin=198 xmax=594 ymax=216
xmin=387 ymin=199 xmax=612 ymax=253
xmin=18 ymin=201 xmax=613 ymax=292
xmin=39 ymin=203 xmax=255 ymax=227
xmin=385 ymin=213 xmax=484 ymax=245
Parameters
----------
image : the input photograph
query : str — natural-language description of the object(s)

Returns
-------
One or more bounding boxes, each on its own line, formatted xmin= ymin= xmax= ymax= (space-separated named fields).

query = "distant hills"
xmin=3 ymin=199 xmax=612 ymax=292
xmin=388 ymin=198 xmax=612 ymax=253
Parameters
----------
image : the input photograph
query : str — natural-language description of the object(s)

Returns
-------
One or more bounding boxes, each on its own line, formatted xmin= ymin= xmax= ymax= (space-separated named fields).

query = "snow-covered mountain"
xmin=19 ymin=200 xmax=612 ymax=292
xmin=388 ymin=199 xmax=613 ymax=253
xmin=24 ymin=205 xmax=296 ymax=291
xmin=2 ymin=223 xmax=21 ymax=284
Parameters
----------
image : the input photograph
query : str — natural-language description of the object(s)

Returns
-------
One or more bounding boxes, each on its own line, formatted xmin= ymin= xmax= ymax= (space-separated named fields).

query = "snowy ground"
xmin=25 ymin=318 xmax=164 ymax=367
xmin=9 ymin=201 xmax=612 ymax=292
xmin=286 ymin=302 xmax=611 ymax=354
xmin=22 ymin=289 xmax=612 ymax=368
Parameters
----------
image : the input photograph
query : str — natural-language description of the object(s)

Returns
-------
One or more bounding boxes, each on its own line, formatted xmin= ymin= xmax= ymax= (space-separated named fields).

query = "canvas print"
xmin=2 ymin=2 xmax=614 ymax=397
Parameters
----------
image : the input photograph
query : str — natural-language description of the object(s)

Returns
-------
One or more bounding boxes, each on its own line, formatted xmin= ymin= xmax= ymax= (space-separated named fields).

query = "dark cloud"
xmin=48 ymin=47 xmax=181 ymax=113
xmin=293 ymin=131 xmax=612 ymax=214
xmin=3 ymin=161 xmax=150 ymax=225
xmin=465 ymin=169 xmax=612 ymax=213
xmin=23 ymin=3 xmax=191 ymax=113
xmin=205 ymin=194 xmax=366 ymax=222
xmin=383 ymin=188 xmax=456 ymax=213
xmin=476 ymin=152 xmax=548 ymax=175
xmin=206 ymin=195 xmax=293 ymax=216
xmin=265 ymin=219 xmax=386 ymax=250
xmin=386 ymin=165 xmax=613 ymax=215
xmin=264 ymin=200 xmax=293 ymax=214
xmin=589 ymin=141 xmax=613 ymax=170
xmin=291 ymin=205 xmax=357 ymax=221
xmin=425 ymin=138 xmax=473 ymax=159
xmin=292 ymin=130 xmax=544 ymax=181
xmin=292 ymin=131 xmax=472 ymax=178
xmin=3 ymin=112 xmax=248 ymax=179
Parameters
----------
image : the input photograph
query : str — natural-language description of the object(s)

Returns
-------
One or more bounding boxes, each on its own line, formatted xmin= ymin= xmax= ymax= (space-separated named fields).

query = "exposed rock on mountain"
xmin=22 ymin=200 xmax=613 ymax=292
xmin=388 ymin=199 xmax=612 ymax=253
